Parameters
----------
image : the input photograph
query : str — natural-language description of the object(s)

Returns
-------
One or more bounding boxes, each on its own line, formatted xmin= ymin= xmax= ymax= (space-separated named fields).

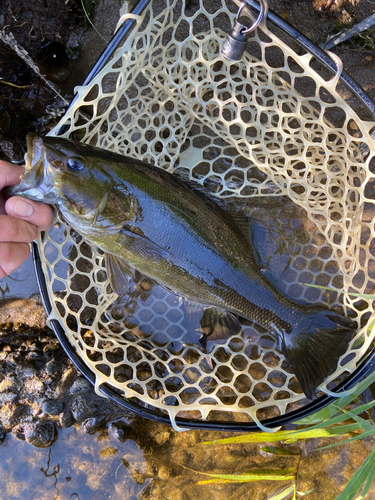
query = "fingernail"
xmin=14 ymin=198 xmax=34 ymax=217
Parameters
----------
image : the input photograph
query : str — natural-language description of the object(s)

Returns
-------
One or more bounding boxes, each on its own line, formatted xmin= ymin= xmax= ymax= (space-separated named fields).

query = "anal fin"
xmin=199 ymin=307 xmax=241 ymax=350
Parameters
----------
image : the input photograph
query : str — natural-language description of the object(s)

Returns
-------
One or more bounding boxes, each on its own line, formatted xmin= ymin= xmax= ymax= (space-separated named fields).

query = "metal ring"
xmin=236 ymin=0 xmax=267 ymax=35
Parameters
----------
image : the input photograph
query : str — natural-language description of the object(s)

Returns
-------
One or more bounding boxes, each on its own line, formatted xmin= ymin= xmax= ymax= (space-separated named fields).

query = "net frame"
xmin=32 ymin=0 xmax=375 ymax=431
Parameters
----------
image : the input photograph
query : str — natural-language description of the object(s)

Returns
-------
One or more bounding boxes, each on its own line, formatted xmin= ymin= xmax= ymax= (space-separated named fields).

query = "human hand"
xmin=0 ymin=160 xmax=53 ymax=278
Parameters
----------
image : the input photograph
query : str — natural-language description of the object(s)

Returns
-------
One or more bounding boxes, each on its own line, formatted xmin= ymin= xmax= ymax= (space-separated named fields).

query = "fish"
xmin=8 ymin=133 xmax=357 ymax=400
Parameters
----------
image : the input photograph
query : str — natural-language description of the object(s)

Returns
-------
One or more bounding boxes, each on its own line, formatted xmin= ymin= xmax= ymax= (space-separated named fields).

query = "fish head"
xmin=8 ymin=133 xmax=124 ymax=223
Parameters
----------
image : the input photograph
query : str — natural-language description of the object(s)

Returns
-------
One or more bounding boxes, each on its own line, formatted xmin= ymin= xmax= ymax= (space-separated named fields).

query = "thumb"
xmin=5 ymin=196 xmax=54 ymax=232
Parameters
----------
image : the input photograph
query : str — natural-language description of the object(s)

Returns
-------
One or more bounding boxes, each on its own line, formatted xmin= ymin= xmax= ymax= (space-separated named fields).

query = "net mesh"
xmin=41 ymin=0 xmax=375 ymax=431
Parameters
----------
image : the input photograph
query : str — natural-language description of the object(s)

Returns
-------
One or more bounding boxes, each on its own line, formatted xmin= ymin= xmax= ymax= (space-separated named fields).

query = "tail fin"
xmin=281 ymin=311 xmax=356 ymax=400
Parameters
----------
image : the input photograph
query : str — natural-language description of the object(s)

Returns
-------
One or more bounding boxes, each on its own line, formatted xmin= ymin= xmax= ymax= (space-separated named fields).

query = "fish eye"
xmin=67 ymin=158 xmax=85 ymax=171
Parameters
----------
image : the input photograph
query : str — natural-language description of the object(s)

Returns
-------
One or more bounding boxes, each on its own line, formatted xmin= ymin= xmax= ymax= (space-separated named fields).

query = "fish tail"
xmin=281 ymin=311 xmax=356 ymax=400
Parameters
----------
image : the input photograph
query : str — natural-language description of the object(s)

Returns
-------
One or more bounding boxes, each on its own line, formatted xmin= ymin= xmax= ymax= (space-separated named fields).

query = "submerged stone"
xmin=24 ymin=422 xmax=56 ymax=448
xmin=59 ymin=410 xmax=75 ymax=428
xmin=82 ymin=415 xmax=108 ymax=434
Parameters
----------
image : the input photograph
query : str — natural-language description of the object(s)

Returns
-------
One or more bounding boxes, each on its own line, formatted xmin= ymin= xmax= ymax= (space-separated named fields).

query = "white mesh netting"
xmin=41 ymin=0 xmax=375 ymax=431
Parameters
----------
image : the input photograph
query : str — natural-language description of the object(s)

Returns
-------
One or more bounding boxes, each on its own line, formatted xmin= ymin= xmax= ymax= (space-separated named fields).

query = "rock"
xmin=0 ymin=377 xmax=17 ymax=392
xmin=158 ymin=466 xmax=171 ymax=479
xmin=42 ymin=399 xmax=64 ymax=415
xmin=54 ymin=367 xmax=76 ymax=397
xmin=59 ymin=410 xmax=75 ymax=428
xmin=71 ymin=397 xmax=98 ymax=422
xmin=110 ymin=420 xmax=132 ymax=442
xmin=24 ymin=422 xmax=56 ymax=448
xmin=0 ymin=403 xmax=28 ymax=430
xmin=69 ymin=377 xmax=92 ymax=395
xmin=0 ymin=392 xmax=18 ymax=404
xmin=82 ymin=415 xmax=108 ymax=434
xmin=0 ymin=422 xmax=5 ymax=445
xmin=12 ymin=424 xmax=25 ymax=441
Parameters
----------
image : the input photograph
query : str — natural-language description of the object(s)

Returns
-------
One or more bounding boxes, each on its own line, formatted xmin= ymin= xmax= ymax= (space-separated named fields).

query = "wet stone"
xmin=71 ymin=397 xmax=98 ymax=422
xmin=42 ymin=399 xmax=64 ymax=415
xmin=158 ymin=466 xmax=171 ymax=479
xmin=0 ymin=403 xmax=28 ymax=429
xmin=24 ymin=422 xmax=56 ymax=448
xmin=0 ymin=392 xmax=18 ymax=404
xmin=82 ymin=415 xmax=108 ymax=434
xmin=69 ymin=377 xmax=92 ymax=395
xmin=43 ymin=359 xmax=57 ymax=374
xmin=12 ymin=424 xmax=25 ymax=441
xmin=0 ymin=422 xmax=5 ymax=445
xmin=110 ymin=420 xmax=133 ymax=443
xmin=59 ymin=410 xmax=75 ymax=428
xmin=54 ymin=367 xmax=76 ymax=398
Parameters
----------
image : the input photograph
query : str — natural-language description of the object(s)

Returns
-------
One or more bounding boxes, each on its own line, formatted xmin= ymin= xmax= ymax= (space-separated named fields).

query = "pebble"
xmin=0 ymin=403 xmax=28 ymax=429
xmin=19 ymin=367 xmax=37 ymax=379
xmin=0 ymin=378 xmax=16 ymax=392
xmin=59 ymin=410 xmax=75 ymax=428
xmin=0 ymin=392 xmax=18 ymax=404
xmin=158 ymin=466 xmax=171 ymax=480
xmin=42 ymin=399 xmax=64 ymax=415
xmin=24 ymin=422 xmax=56 ymax=448
xmin=44 ymin=359 xmax=57 ymax=374
xmin=71 ymin=397 xmax=98 ymax=422
xmin=54 ymin=367 xmax=76 ymax=398
xmin=0 ymin=423 xmax=5 ymax=445
xmin=110 ymin=420 xmax=132 ymax=442
xmin=69 ymin=377 xmax=92 ymax=395
xmin=12 ymin=424 xmax=25 ymax=441
xmin=82 ymin=415 xmax=108 ymax=434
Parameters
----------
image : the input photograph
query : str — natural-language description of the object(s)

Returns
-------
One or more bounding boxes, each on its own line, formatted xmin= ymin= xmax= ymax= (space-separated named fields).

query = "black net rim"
xmin=35 ymin=0 xmax=375 ymax=431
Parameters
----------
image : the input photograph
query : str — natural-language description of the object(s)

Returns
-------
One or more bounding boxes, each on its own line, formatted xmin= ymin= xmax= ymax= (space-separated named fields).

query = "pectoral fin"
xmin=120 ymin=226 xmax=169 ymax=262
xmin=105 ymin=253 xmax=135 ymax=295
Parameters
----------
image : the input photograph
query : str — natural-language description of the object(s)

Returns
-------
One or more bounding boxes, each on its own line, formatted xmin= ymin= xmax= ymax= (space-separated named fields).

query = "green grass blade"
xmin=317 ymin=426 xmax=375 ymax=450
xmin=334 ymin=448 xmax=375 ymax=500
xmin=298 ymin=403 xmax=374 ymax=434
xmin=267 ymin=485 xmax=295 ymax=499
xmin=353 ymin=448 xmax=375 ymax=499
xmin=202 ymin=423 xmax=360 ymax=445
xmin=195 ymin=468 xmax=295 ymax=484
xmin=80 ymin=0 xmax=108 ymax=43
xmin=296 ymin=369 xmax=375 ymax=427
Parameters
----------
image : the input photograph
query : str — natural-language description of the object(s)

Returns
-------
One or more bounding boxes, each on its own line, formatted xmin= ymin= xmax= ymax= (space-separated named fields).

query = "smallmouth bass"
xmin=9 ymin=133 xmax=356 ymax=399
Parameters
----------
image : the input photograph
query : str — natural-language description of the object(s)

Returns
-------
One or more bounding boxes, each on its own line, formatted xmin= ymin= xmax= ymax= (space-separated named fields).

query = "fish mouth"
xmin=6 ymin=133 xmax=58 ymax=203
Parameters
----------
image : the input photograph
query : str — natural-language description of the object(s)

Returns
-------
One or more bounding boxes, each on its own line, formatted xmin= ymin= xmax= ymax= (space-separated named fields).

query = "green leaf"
xmin=317 ymin=426 xmax=375 ymax=451
xmin=195 ymin=468 xmax=295 ymax=484
xmin=334 ymin=448 xmax=375 ymax=500
xmin=202 ymin=423 xmax=360 ymax=445
xmin=297 ymin=369 xmax=375 ymax=428
xmin=297 ymin=490 xmax=314 ymax=497
xmin=267 ymin=484 xmax=295 ymax=499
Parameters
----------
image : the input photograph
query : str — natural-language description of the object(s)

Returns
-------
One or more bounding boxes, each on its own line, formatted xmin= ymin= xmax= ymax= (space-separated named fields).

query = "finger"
xmin=0 ymin=242 xmax=30 ymax=278
xmin=0 ymin=161 xmax=24 ymax=191
xmin=5 ymin=197 xmax=54 ymax=232
xmin=0 ymin=214 xmax=38 ymax=243
xmin=0 ymin=193 xmax=5 ymax=216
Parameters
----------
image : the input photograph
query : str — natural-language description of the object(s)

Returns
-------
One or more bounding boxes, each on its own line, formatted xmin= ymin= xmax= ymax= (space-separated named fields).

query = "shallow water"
xmin=0 ymin=426 xmax=149 ymax=500
xmin=0 ymin=254 xmax=39 ymax=300
xmin=1 ymin=416 xmax=375 ymax=500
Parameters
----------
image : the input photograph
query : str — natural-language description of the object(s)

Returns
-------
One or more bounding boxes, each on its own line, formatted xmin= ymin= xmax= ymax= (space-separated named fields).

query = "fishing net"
xmin=41 ymin=0 xmax=375 ymax=431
